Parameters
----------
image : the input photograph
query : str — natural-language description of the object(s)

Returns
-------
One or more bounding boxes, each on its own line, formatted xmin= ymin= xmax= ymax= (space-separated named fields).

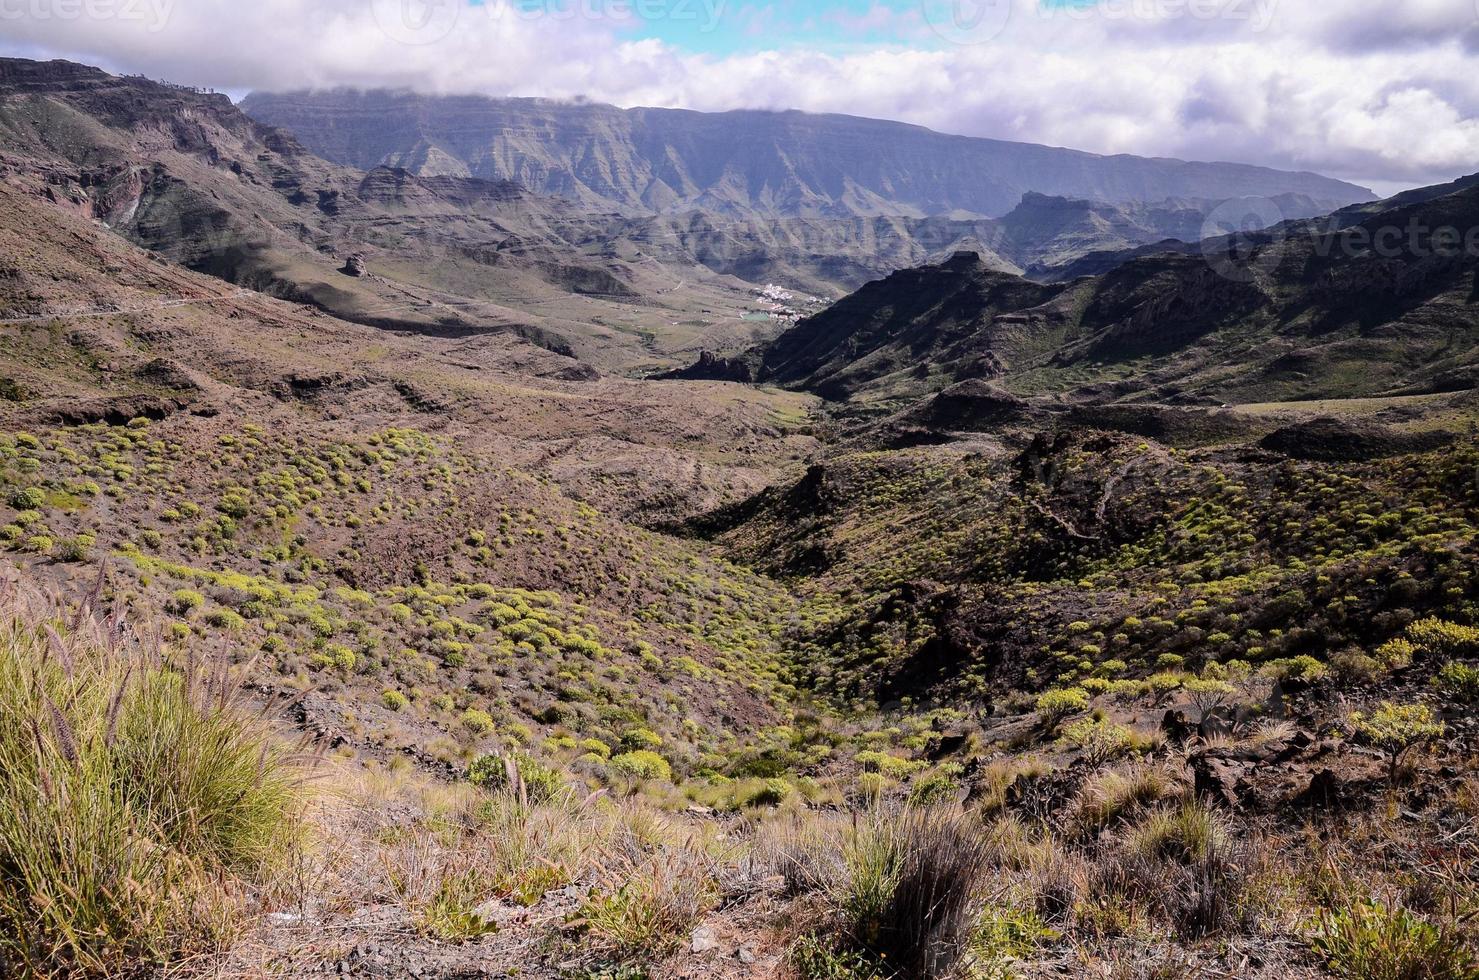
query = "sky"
xmin=2 ymin=0 xmax=1478 ymax=195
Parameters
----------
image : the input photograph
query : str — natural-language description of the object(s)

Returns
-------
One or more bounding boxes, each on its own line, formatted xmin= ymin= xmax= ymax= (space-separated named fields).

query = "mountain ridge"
xmin=240 ymin=87 xmax=1374 ymax=220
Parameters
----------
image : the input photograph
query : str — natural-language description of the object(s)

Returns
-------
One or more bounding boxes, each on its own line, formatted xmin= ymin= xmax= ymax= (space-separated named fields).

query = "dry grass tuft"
xmin=0 ymin=574 xmax=307 ymax=977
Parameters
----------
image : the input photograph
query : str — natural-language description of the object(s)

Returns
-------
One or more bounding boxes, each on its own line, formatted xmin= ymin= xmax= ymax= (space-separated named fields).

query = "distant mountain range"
xmin=240 ymin=89 xmax=1374 ymax=220
xmin=14 ymin=53 xmax=1451 ymax=411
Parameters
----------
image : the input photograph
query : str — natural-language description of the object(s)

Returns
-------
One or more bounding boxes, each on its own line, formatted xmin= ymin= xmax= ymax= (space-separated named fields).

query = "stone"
xmin=1191 ymin=754 xmax=1249 ymax=808
xmin=1161 ymin=709 xmax=1194 ymax=745
xmin=340 ymin=253 xmax=367 ymax=277
xmin=691 ymin=925 xmax=723 ymax=953
xmin=1301 ymin=768 xmax=1348 ymax=810
xmin=1198 ymin=706 xmax=1235 ymax=740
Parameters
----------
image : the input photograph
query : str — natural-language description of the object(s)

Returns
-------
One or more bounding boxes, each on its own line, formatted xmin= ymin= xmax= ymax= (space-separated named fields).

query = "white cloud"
xmin=2 ymin=0 xmax=1477 ymax=190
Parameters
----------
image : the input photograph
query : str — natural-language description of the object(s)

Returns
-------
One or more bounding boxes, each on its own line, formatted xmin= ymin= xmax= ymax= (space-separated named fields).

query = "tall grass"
xmin=0 ymin=575 xmax=306 ymax=977
xmin=841 ymin=808 xmax=991 ymax=979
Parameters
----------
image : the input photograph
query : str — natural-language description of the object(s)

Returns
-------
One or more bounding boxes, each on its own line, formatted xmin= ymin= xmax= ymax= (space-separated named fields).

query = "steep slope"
xmin=0 ymin=58 xmax=796 ymax=371
xmin=756 ymin=251 xmax=1074 ymax=400
xmin=241 ymin=89 xmax=1373 ymax=220
xmin=726 ymin=174 xmax=1479 ymax=408
xmin=0 ymin=165 xmax=831 ymax=779
xmin=628 ymin=191 xmax=1301 ymax=291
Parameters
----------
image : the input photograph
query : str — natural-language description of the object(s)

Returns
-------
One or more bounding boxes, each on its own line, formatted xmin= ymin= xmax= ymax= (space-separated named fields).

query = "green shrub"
xmin=790 ymin=933 xmax=889 ymax=979
xmin=1349 ymin=702 xmax=1445 ymax=784
xmin=1435 ymin=662 xmax=1479 ymax=704
xmin=1035 ymin=687 xmax=1090 ymax=728
xmin=855 ymin=750 xmax=919 ymax=778
xmin=610 ymin=750 xmax=672 ymax=783
xmin=381 ymin=689 xmax=409 ymax=711
xmin=621 ymin=727 xmax=662 ymax=750
xmin=53 ymin=536 xmax=93 ymax=562
xmin=8 ymin=487 xmax=44 ymax=510
xmin=460 ymin=708 xmax=496 ymax=736
xmin=1183 ymin=678 xmax=1236 ymax=723
xmin=907 ymin=772 xmax=960 ymax=806
xmin=743 ymin=778 xmax=793 ymax=808
xmin=1262 ymin=655 xmax=1328 ymax=683
xmin=1310 ymin=902 xmax=1476 ymax=980
xmin=310 ymin=644 xmax=356 ymax=673
xmin=1375 ymin=638 xmax=1416 ymax=670
xmin=168 ymin=589 xmax=206 ymax=615
xmin=467 ymin=752 xmax=566 ymax=803
xmin=579 ymin=737 xmax=612 ymax=759
xmin=204 ymin=608 xmax=246 ymax=631
xmin=1059 ymin=718 xmax=1138 ymax=763
xmin=216 ymin=490 xmax=252 ymax=519
xmin=1405 ymin=618 xmax=1479 ymax=657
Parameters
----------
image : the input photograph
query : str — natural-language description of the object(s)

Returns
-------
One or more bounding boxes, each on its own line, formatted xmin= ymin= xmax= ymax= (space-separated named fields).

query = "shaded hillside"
xmin=722 ymin=174 xmax=1479 ymax=409
xmin=701 ymin=422 xmax=1479 ymax=710
xmin=1043 ymin=170 xmax=1479 ymax=282
xmin=625 ymin=191 xmax=1321 ymax=290
xmin=756 ymin=251 xmax=1073 ymax=400
xmin=242 ymin=89 xmax=1372 ymax=220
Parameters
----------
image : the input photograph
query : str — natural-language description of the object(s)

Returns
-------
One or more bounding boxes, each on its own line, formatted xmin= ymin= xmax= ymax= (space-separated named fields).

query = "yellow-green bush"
xmin=610 ymin=750 xmax=672 ymax=783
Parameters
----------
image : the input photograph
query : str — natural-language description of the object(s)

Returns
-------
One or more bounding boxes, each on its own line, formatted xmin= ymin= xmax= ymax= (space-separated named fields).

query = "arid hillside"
xmin=0 ymin=56 xmax=1476 ymax=980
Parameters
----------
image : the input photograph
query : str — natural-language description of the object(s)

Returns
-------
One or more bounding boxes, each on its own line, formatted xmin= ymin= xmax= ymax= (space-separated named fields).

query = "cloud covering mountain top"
xmin=2 ymin=0 xmax=1477 ymax=192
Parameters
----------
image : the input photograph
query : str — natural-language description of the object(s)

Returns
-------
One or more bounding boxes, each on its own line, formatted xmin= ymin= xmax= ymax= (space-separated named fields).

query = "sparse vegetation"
xmin=1 ymin=91 xmax=1478 ymax=976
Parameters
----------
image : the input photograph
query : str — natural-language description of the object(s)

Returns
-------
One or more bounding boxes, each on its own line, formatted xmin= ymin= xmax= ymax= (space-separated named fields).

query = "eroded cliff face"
xmin=240 ymin=89 xmax=1373 ymax=220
